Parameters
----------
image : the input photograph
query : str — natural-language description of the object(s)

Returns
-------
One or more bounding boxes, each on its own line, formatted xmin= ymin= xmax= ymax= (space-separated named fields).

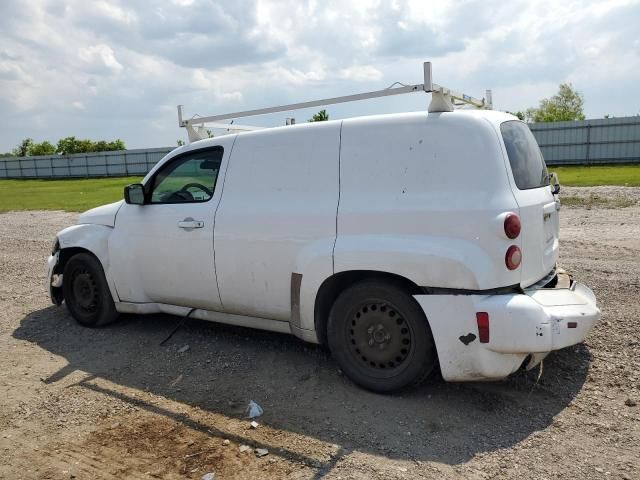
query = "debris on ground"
xmin=246 ymin=400 xmax=263 ymax=418
xmin=250 ymin=421 xmax=259 ymax=429
xmin=201 ymin=473 xmax=215 ymax=480
xmin=223 ymin=439 xmax=230 ymax=445
xmin=177 ymin=345 xmax=190 ymax=353
xmin=239 ymin=445 xmax=251 ymax=453
xmin=255 ymin=448 xmax=269 ymax=458
xmin=169 ymin=374 xmax=183 ymax=387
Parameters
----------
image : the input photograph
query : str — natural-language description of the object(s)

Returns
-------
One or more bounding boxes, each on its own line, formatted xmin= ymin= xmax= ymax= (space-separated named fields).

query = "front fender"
xmin=56 ymin=224 xmax=118 ymax=301
xmin=333 ymin=235 xmax=517 ymax=290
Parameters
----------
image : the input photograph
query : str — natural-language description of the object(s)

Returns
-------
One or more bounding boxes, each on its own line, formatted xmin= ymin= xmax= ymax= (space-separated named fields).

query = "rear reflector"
xmin=505 ymin=245 xmax=522 ymax=270
xmin=476 ymin=312 xmax=490 ymax=343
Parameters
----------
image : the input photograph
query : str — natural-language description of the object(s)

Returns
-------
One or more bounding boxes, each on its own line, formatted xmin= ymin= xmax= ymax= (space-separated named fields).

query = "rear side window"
xmin=501 ymin=121 xmax=549 ymax=190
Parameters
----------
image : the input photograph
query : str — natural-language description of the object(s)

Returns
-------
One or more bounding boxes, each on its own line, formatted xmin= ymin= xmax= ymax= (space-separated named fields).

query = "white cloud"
xmin=77 ymin=44 xmax=124 ymax=74
xmin=338 ymin=65 xmax=383 ymax=82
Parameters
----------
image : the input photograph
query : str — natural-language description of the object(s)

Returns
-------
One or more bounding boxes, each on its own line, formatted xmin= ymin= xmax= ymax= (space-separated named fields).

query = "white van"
xmin=46 ymin=107 xmax=600 ymax=392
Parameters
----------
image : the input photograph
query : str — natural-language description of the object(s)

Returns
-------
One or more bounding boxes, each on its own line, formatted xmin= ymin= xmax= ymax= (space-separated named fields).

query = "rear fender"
xmin=333 ymin=235 xmax=502 ymax=290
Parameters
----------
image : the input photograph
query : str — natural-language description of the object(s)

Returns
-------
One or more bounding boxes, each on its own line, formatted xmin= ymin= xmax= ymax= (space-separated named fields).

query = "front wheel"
xmin=327 ymin=280 xmax=436 ymax=393
xmin=63 ymin=252 xmax=118 ymax=327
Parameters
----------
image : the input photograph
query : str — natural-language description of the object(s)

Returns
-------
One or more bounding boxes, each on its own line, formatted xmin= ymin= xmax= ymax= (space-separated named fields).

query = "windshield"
xmin=501 ymin=121 xmax=549 ymax=190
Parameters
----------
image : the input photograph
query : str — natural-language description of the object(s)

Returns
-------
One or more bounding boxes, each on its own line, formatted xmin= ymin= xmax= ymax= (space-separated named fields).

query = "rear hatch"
xmin=500 ymin=121 xmax=559 ymax=287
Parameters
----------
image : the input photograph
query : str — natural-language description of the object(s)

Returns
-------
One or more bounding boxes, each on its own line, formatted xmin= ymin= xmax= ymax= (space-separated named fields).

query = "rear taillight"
xmin=505 ymin=245 xmax=522 ymax=270
xmin=476 ymin=312 xmax=490 ymax=343
xmin=504 ymin=213 xmax=521 ymax=239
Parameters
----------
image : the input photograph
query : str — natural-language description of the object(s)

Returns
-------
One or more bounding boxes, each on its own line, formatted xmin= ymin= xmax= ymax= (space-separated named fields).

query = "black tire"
xmin=327 ymin=280 xmax=436 ymax=393
xmin=63 ymin=252 xmax=118 ymax=327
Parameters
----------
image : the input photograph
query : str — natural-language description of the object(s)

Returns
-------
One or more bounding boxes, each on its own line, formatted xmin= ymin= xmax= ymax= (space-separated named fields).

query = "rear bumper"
xmin=414 ymin=276 xmax=600 ymax=381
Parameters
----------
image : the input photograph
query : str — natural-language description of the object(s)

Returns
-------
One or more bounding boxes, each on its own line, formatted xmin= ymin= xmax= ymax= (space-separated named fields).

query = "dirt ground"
xmin=0 ymin=187 xmax=638 ymax=480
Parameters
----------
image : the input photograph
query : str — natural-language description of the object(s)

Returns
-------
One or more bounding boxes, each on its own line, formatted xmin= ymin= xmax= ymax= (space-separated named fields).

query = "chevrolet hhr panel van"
xmin=47 ymin=110 xmax=600 ymax=392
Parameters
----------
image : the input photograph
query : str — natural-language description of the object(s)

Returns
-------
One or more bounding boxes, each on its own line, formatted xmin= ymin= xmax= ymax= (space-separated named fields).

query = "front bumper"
xmin=414 ymin=274 xmax=600 ymax=381
xmin=46 ymin=251 xmax=63 ymax=304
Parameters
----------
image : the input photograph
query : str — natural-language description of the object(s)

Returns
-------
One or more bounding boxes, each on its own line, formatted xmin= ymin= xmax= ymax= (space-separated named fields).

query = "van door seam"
xmin=211 ymin=134 xmax=239 ymax=310
xmin=331 ymin=121 xmax=343 ymax=274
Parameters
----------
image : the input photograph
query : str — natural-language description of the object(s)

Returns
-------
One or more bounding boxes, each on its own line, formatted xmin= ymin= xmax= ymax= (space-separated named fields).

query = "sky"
xmin=0 ymin=0 xmax=639 ymax=152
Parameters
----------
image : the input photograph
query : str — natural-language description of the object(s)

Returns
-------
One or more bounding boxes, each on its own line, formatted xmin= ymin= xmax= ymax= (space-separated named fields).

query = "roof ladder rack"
xmin=178 ymin=61 xmax=492 ymax=142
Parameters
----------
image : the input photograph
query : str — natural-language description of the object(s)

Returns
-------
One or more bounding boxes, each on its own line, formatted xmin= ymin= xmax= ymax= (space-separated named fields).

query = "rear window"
xmin=501 ymin=121 xmax=549 ymax=190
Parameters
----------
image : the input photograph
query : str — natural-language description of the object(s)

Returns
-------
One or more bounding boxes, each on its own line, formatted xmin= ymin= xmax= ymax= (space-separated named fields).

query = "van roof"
xmin=187 ymin=109 xmax=519 ymax=148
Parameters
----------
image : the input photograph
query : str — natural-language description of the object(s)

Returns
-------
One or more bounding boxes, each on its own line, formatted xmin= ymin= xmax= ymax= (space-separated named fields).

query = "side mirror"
xmin=549 ymin=172 xmax=560 ymax=195
xmin=124 ymin=183 xmax=145 ymax=205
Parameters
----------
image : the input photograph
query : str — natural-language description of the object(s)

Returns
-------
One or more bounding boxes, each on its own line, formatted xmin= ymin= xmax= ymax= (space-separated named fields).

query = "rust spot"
xmin=459 ymin=333 xmax=476 ymax=345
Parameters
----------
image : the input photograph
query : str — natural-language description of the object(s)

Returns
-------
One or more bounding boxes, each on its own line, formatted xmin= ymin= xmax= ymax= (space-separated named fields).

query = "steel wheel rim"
xmin=347 ymin=301 xmax=413 ymax=373
xmin=71 ymin=268 xmax=98 ymax=313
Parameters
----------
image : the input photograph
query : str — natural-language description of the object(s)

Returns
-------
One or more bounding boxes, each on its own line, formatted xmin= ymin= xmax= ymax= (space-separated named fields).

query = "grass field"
xmin=0 ymin=177 xmax=142 ymax=213
xmin=0 ymin=164 xmax=639 ymax=212
xmin=550 ymin=165 xmax=640 ymax=187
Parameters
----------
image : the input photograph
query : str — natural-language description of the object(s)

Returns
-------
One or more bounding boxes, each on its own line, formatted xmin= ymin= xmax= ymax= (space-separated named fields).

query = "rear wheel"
xmin=63 ymin=253 xmax=118 ymax=327
xmin=327 ymin=280 xmax=436 ymax=393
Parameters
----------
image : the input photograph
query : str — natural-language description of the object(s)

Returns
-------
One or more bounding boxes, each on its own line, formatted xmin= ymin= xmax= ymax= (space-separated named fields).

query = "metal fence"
xmin=529 ymin=116 xmax=640 ymax=166
xmin=0 ymin=147 xmax=173 ymax=179
xmin=2 ymin=116 xmax=640 ymax=178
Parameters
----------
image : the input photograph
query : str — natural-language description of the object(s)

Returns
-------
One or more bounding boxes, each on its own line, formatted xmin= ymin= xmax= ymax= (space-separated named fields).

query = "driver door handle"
xmin=177 ymin=218 xmax=204 ymax=229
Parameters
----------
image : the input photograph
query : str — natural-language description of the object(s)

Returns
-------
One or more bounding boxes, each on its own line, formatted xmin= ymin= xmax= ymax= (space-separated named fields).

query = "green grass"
xmin=0 ymin=177 xmax=143 ymax=213
xmin=550 ymin=165 xmax=640 ymax=186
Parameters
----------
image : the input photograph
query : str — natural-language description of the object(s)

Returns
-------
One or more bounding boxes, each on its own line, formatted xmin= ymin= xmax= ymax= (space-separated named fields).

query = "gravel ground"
xmin=0 ymin=187 xmax=639 ymax=479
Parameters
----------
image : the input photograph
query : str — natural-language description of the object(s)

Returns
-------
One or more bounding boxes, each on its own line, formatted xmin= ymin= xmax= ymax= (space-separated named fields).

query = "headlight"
xmin=51 ymin=238 xmax=60 ymax=256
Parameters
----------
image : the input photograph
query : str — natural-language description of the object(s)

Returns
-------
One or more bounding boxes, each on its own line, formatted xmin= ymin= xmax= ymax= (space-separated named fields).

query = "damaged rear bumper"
xmin=414 ymin=274 xmax=600 ymax=381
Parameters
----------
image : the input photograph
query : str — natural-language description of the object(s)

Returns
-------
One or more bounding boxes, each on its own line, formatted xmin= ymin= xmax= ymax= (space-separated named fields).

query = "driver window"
xmin=149 ymin=148 xmax=223 ymax=204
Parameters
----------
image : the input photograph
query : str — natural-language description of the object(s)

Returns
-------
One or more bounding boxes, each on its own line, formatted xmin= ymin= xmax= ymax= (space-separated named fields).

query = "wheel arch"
xmin=57 ymin=246 xmax=99 ymax=273
xmin=54 ymin=224 xmax=118 ymax=302
xmin=314 ymin=270 xmax=423 ymax=345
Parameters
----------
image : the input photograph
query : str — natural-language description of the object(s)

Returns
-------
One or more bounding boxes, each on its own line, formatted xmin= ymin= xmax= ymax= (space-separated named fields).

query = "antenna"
xmin=178 ymin=62 xmax=491 ymax=142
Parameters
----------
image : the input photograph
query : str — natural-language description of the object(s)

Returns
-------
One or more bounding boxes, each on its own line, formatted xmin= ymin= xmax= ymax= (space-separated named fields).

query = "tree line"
xmin=1 ymin=137 xmax=126 ymax=158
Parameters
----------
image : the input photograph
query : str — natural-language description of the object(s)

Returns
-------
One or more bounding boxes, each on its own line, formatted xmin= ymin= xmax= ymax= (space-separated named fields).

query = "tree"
xmin=176 ymin=139 xmax=185 ymax=146
xmin=28 ymin=141 xmax=56 ymax=156
xmin=526 ymin=83 xmax=585 ymax=123
xmin=309 ymin=109 xmax=329 ymax=122
xmin=56 ymin=137 xmax=125 ymax=155
xmin=56 ymin=137 xmax=85 ymax=155
xmin=12 ymin=138 xmax=33 ymax=157
xmin=91 ymin=139 xmax=125 ymax=152
xmin=507 ymin=111 xmax=525 ymax=121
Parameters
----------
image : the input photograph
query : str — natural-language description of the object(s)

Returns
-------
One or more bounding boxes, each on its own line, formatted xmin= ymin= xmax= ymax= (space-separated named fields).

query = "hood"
xmin=77 ymin=201 xmax=124 ymax=227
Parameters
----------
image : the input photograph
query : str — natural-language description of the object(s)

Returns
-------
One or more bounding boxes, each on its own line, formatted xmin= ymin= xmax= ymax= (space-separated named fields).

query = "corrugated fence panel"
xmin=0 ymin=147 xmax=173 ymax=179
xmin=529 ymin=115 xmax=640 ymax=165
xmin=2 ymin=117 xmax=640 ymax=177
